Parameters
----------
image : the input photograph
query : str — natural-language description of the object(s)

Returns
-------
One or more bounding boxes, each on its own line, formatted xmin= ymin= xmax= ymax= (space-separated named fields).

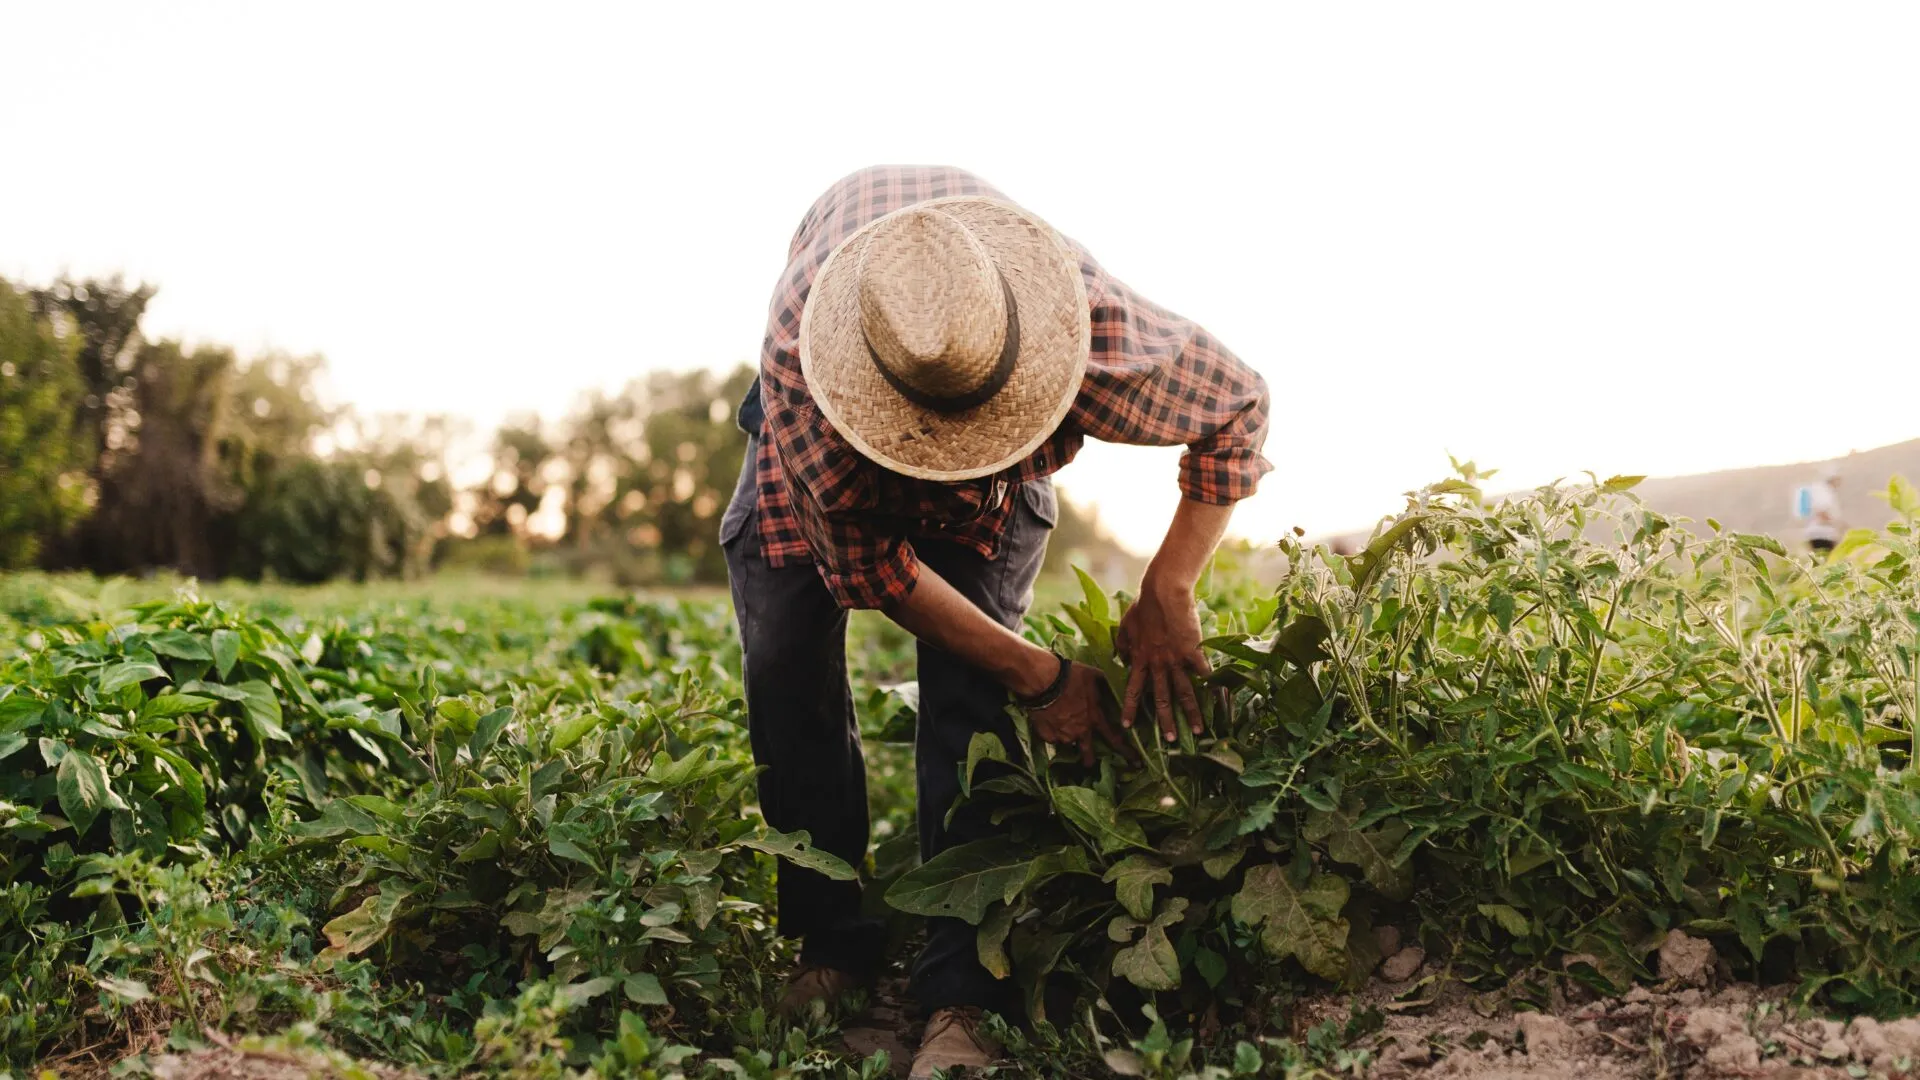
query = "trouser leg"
xmin=722 ymin=446 xmax=883 ymax=974
xmin=908 ymin=485 xmax=1054 ymax=1015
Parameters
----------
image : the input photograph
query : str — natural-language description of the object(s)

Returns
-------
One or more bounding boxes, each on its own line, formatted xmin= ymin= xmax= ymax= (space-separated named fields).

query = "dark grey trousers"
xmin=720 ymin=436 xmax=1054 ymax=1014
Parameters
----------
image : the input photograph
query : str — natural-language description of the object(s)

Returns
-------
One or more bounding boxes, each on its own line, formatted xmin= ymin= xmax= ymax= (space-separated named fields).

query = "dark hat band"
xmin=865 ymin=269 xmax=1020 ymax=415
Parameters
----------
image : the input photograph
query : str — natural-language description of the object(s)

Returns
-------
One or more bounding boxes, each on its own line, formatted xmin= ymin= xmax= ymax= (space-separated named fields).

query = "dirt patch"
xmin=1312 ymin=959 xmax=1915 ymax=1079
xmin=840 ymin=974 xmax=918 ymax=1077
xmin=144 ymin=1033 xmax=420 ymax=1080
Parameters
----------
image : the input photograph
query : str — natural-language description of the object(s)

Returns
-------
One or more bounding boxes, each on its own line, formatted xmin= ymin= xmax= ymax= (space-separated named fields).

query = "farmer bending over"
xmin=720 ymin=166 xmax=1272 ymax=1078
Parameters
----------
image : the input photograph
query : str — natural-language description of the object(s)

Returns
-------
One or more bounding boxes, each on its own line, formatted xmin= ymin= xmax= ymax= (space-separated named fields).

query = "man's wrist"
xmin=1142 ymin=559 xmax=1199 ymax=599
xmin=1013 ymin=652 xmax=1074 ymax=710
xmin=1002 ymin=642 xmax=1061 ymax=699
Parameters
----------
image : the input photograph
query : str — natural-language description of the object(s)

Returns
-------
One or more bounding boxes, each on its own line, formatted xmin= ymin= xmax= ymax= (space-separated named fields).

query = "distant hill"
xmin=1613 ymin=439 xmax=1920 ymax=542
xmin=1323 ymin=438 xmax=1920 ymax=553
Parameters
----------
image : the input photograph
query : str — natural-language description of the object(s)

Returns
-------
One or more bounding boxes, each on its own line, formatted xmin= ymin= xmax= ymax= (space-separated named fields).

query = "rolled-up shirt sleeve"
xmin=1070 ymin=258 xmax=1273 ymax=504
xmin=772 ymin=412 xmax=922 ymax=610
xmin=797 ymin=499 xmax=921 ymax=610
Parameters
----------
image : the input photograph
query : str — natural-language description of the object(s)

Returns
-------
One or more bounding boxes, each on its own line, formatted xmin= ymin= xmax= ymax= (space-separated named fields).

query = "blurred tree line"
xmin=2 ymin=275 xmax=1129 ymax=586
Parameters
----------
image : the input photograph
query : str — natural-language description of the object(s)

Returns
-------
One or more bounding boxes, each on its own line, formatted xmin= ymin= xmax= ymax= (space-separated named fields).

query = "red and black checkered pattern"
xmin=755 ymin=166 xmax=1272 ymax=609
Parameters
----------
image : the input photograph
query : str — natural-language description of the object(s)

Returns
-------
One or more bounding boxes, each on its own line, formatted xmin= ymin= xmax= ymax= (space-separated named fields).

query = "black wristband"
xmin=1013 ymin=652 xmax=1074 ymax=710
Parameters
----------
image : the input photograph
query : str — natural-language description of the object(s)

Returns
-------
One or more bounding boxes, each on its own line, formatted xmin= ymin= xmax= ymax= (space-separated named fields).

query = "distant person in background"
xmin=1802 ymin=468 xmax=1845 ymax=554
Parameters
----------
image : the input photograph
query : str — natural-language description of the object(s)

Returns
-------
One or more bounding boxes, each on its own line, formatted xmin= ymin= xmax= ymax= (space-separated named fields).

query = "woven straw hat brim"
xmin=800 ymin=197 xmax=1090 ymax=482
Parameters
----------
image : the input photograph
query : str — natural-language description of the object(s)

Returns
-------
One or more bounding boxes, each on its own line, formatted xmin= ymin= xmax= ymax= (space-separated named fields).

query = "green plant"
xmin=277 ymin=670 xmax=857 ymax=1041
xmin=888 ymin=471 xmax=1920 ymax=1040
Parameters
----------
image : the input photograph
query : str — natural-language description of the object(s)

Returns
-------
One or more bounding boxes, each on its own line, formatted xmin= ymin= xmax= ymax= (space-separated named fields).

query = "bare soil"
xmin=1294 ymin=931 xmax=1920 ymax=1079
xmin=113 ymin=932 xmax=1920 ymax=1079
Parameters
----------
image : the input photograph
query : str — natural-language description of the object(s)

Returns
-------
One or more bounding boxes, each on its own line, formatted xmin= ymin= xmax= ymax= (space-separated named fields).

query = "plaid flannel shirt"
xmin=750 ymin=166 xmax=1272 ymax=610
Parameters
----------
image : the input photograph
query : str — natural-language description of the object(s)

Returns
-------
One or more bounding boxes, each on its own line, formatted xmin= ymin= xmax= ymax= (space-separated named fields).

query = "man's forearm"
xmin=886 ymin=565 xmax=1058 ymax=697
xmin=883 ymin=498 xmax=1234 ymax=699
xmin=1144 ymin=498 xmax=1236 ymax=593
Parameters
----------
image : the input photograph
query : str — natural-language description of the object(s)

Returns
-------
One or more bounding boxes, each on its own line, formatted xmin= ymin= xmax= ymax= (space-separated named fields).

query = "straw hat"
xmin=799 ymin=197 xmax=1090 ymax=481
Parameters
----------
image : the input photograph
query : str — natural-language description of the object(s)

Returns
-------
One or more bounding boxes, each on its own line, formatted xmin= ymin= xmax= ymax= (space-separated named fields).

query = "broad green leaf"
xmin=57 ymin=752 xmax=112 ymax=837
xmin=345 ymin=834 xmax=415 ymax=866
xmin=345 ymin=795 xmax=408 ymax=824
xmin=285 ymin=798 xmax=384 ymax=840
xmin=146 ymin=630 xmax=212 ymax=661
xmin=531 ymin=758 xmax=570 ymax=798
xmin=548 ymin=823 xmax=598 ymax=867
xmin=886 ymin=837 xmax=1037 ymax=924
xmin=1478 ymin=903 xmax=1530 ymax=936
xmin=0 ymin=694 xmax=45 ymax=729
xmin=687 ymin=878 xmax=720 ymax=929
xmin=469 ymin=707 xmax=514 ymax=758
xmin=1052 ymin=786 xmax=1150 ymax=854
xmin=140 ymin=693 xmax=217 ymax=720
xmin=1303 ymin=804 xmax=1414 ymax=901
xmin=1109 ymin=897 xmax=1189 ymax=991
xmin=210 ymin=629 xmax=240 ymax=679
xmin=555 ymin=976 xmax=617 ymax=1010
xmin=233 ymin=681 xmax=292 ymax=743
xmin=1271 ymin=615 xmax=1332 ymax=670
xmin=645 ymin=746 xmax=734 ymax=789
xmin=139 ymin=742 xmax=206 ymax=819
xmin=0 ymin=734 xmax=27 ymax=762
xmin=977 ymin=902 xmax=1016 ymax=979
xmin=1073 ymin=566 xmax=1112 ymax=624
xmin=640 ymin=902 xmax=682 ymax=927
xmin=1102 ymin=855 xmax=1173 ymax=921
xmin=1488 ymin=588 xmax=1516 ymax=632
xmin=1231 ymin=864 xmax=1351 ymax=981
xmin=1196 ymin=947 xmax=1229 ymax=989
xmin=98 ymin=660 xmax=167 ymax=696
xmin=1018 ymin=845 xmax=1093 ymax=900
xmin=963 ymin=731 xmax=1008 ymax=796
xmin=318 ymin=881 xmax=418 ymax=964
xmin=1202 ymin=844 xmax=1247 ymax=880
xmin=255 ymin=647 xmax=325 ymax=716
xmin=550 ymin=711 xmax=600 ymax=752
xmin=624 ymin=972 xmax=669 ymax=1005
xmin=740 ymin=829 xmax=858 ymax=881
xmin=455 ymin=832 xmax=504 ymax=863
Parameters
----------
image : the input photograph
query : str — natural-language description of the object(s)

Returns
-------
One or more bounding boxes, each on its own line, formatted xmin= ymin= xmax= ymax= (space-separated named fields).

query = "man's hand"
xmin=886 ymin=567 xmax=1124 ymax=766
xmin=1115 ymin=577 xmax=1211 ymax=742
xmin=1118 ymin=497 xmax=1236 ymax=742
xmin=1028 ymin=662 xmax=1128 ymax=766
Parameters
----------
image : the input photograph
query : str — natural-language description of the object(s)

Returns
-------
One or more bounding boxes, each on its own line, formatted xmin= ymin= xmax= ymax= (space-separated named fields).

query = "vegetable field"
xmin=4 ymin=473 xmax=1920 ymax=1079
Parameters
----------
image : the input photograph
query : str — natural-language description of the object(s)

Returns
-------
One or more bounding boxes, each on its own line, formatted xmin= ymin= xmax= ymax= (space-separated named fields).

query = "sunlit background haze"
xmin=4 ymin=2 xmax=1915 ymax=552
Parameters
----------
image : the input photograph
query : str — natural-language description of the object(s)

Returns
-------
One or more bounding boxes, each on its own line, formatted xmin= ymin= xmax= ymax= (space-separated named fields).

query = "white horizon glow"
xmin=3 ymin=3 xmax=1915 ymax=554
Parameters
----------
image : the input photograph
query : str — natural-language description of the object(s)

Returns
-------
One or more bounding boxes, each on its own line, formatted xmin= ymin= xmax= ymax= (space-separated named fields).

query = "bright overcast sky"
xmin=3 ymin=3 xmax=1916 ymax=552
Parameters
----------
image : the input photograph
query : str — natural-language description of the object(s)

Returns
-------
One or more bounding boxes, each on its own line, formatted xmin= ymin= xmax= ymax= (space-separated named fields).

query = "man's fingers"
xmin=1079 ymin=734 xmax=1095 ymax=767
xmin=1152 ymin=666 xmax=1176 ymax=742
xmin=1186 ymin=648 xmax=1214 ymax=677
xmin=1094 ymin=714 xmax=1130 ymax=757
xmin=1120 ymin=668 xmax=1146 ymax=729
xmin=1176 ymin=672 xmax=1205 ymax=735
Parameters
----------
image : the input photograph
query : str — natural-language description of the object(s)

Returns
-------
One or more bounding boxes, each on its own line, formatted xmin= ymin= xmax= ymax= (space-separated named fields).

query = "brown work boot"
xmin=910 ymin=1007 xmax=1001 ymax=1078
xmin=776 ymin=964 xmax=866 ymax=1018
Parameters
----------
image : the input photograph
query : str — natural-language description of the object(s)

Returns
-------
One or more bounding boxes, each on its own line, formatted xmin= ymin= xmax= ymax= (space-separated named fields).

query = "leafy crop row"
xmin=2 ymin=474 xmax=1917 ymax=1077
xmin=890 ymin=474 xmax=1920 ymax=1043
